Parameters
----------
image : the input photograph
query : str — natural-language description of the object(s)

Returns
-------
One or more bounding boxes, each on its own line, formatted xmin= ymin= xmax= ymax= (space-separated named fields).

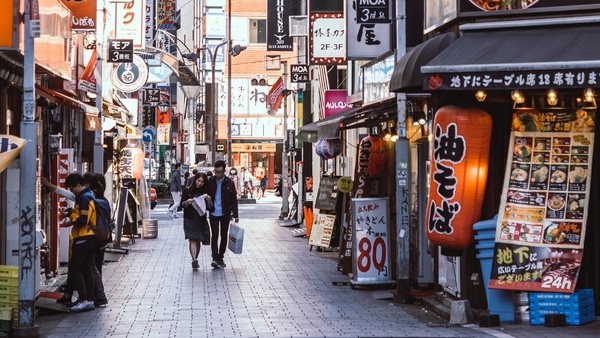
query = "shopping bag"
xmin=227 ymin=222 xmax=244 ymax=254
xmin=192 ymin=194 xmax=207 ymax=216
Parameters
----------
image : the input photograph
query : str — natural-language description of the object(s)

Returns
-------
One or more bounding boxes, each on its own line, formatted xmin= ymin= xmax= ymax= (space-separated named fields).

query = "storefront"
xmin=414 ymin=5 xmax=600 ymax=319
xmin=230 ymin=142 xmax=276 ymax=189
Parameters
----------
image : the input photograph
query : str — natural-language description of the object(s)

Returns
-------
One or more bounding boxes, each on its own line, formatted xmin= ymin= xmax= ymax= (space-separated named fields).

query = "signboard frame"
xmin=107 ymin=39 xmax=134 ymax=63
xmin=351 ymin=197 xmax=392 ymax=286
xmin=309 ymin=12 xmax=346 ymax=65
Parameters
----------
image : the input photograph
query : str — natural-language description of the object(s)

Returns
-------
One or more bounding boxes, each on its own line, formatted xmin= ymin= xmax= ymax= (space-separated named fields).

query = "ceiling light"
xmin=475 ymin=90 xmax=487 ymax=102
xmin=511 ymin=90 xmax=523 ymax=101
xmin=547 ymin=89 xmax=558 ymax=106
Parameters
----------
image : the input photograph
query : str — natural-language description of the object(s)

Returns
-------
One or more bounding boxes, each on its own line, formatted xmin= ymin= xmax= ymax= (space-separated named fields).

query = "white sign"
xmin=231 ymin=17 xmax=249 ymax=45
xmin=114 ymin=0 xmax=145 ymax=48
xmin=352 ymin=198 xmax=391 ymax=285
xmin=308 ymin=212 xmax=336 ymax=248
xmin=346 ymin=0 xmax=391 ymax=59
xmin=112 ymin=55 xmax=149 ymax=93
xmin=145 ymin=0 xmax=154 ymax=46
xmin=156 ymin=124 xmax=170 ymax=145
xmin=363 ymin=54 xmax=395 ymax=104
xmin=205 ymin=12 xmax=226 ymax=38
xmin=311 ymin=14 xmax=346 ymax=63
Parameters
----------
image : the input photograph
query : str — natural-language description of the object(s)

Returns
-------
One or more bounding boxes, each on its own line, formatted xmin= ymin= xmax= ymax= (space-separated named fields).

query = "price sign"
xmin=107 ymin=39 xmax=133 ymax=63
xmin=356 ymin=0 xmax=391 ymax=24
xmin=351 ymin=197 xmax=391 ymax=285
xmin=143 ymin=88 xmax=160 ymax=105
xmin=291 ymin=64 xmax=310 ymax=83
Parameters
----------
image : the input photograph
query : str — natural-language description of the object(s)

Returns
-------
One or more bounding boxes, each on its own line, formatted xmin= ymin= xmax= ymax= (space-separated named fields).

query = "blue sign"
xmin=143 ymin=128 xmax=155 ymax=143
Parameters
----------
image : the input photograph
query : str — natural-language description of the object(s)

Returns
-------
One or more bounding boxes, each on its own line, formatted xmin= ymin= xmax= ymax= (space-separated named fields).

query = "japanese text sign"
xmin=108 ymin=39 xmax=134 ymax=63
xmin=114 ymin=0 xmax=145 ymax=48
xmin=310 ymin=13 xmax=346 ymax=65
xmin=352 ymin=198 xmax=391 ymax=285
xmin=291 ymin=64 xmax=310 ymax=83
xmin=267 ymin=0 xmax=298 ymax=51
xmin=156 ymin=0 xmax=176 ymax=29
xmin=308 ymin=212 xmax=337 ymax=248
xmin=490 ymin=110 xmax=595 ymax=293
xmin=346 ymin=0 xmax=391 ymax=59
xmin=59 ymin=0 xmax=96 ymax=31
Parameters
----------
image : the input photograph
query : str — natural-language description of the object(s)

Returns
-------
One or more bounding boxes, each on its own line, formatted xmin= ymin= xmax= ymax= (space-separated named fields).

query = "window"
xmin=249 ymin=19 xmax=266 ymax=44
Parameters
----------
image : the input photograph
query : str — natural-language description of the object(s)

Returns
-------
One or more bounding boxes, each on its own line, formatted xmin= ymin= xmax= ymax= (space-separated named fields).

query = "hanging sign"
xmin=308 ymin=212 xmax=337 ymax=248
xmin=79 ymin=49 xmax=96 ymax=93
xmin=356 ymin=0 xmax=391 ymax=24
xmin=490 ymin=109 xmax=596 ymax=293
xmin=143 ymin=88 xmax=161 ymax=105
xmin=291 ymin=64 xmax=310 ymax=83
xmin=112 ymin=55 xmax=149 ymax=93
xmin=310 ymin=13 xmax=346 ymax=65
xmin=267 ymin=0 xmax=298 ymax=51
xmin=338 ymin=176 xmax=354 ymax=193
xmin=425 ymin=106 xmax=492 ymax=252
xmin=114 ymin=0 xmax=145 ymax=47
xmin=351 ymin=197 xmax=391 ymax=285
xmin=107 ymin=39 xmax=134 ymax=63
xmin=346 ymin=0 xmax=391 ymax=59
xmin=324 ymin=90 xmax=349 ymax=118
xmin=59 ymin=0 xmax=96 ymax=31
xmin=120 ymin=145 xmax=145 ymax=180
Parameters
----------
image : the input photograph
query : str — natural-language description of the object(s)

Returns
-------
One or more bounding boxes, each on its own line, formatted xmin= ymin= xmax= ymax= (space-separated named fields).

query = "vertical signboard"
xmin=352 ymin=198 xmax=391 ymax=285
xmin=310 ymin=13 xmax=346 ymax=65
xmin=490 ymin=110 xmax=595 ymax=293
xmin=308 ymin=212 xmax=337 ymax=248
xmin=346 ymin=0 xmax=391 ymax=59
xmin=0 ymin=0 xmax=18 ymax=49
xmin=59 ymin=0 xmax=96 ymax=31
xmin=145 ymin=0 xmax=154 ymax=45
xmin=114 ymin=0 xmax=145 ymax=48
xmin=157 ymin=0 xmax=177 ymax=29
xmin=267 ymin=0 xmax=298 ymax=51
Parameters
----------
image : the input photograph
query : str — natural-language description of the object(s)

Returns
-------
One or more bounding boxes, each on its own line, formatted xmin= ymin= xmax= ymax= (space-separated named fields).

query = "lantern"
xmin=120 ymin=144 xmax=144 ymax=180
xmin=357 ymin=135 xmax=386 ymax=179
xmin=425 ymin=106 xmax=492 ymax=254
xmin=315 ymin=139 xmax=341 ymax=159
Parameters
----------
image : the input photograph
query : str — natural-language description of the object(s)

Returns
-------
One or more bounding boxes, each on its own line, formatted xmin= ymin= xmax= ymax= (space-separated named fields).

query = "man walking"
xmin=207 ymin=160 xmax=239 ymax=268
xmin=168 ymin=163 xmax=182 ymax=218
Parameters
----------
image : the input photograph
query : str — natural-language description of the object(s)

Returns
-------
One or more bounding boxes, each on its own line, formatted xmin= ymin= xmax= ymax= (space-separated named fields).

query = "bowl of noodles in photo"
xmin=470 ymin=0 xmax=540 ymax=11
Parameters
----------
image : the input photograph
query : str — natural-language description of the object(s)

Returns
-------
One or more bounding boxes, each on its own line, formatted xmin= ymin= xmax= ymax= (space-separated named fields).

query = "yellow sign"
xmin=337 ymin=176 xmax=353 ymax=193
xmin=231 ymin=143 xmax=276 ymax=153
xmin=0 ymin=135 xmax=26 ymax=174
xmin=0 ymin=1 xmax=17 ymax=49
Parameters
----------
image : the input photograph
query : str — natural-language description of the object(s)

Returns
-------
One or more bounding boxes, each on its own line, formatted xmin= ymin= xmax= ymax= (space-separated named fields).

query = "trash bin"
xmin=142 ymin=219 xmax=158 ymax=239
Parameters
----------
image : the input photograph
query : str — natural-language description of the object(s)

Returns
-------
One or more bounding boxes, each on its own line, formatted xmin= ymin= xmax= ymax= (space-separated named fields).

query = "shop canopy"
xmin=421 ymin=21 xmax=600 ymax=90
xmin=389 ymin=33 xmax=455 ymax=92
xmin=36 ymin=86 xmax=99 ymax=115
xmin=297 ymin=98 xmax=397 ymax=142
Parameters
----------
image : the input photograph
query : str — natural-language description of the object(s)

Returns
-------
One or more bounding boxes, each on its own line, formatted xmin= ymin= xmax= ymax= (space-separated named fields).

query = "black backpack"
xmin=89 ymin=194 xmax=113 ymax=242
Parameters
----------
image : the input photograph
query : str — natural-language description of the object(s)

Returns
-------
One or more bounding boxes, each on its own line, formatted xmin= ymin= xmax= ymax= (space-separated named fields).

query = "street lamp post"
xmin=281 ymin=61 xmax=290 ymax=217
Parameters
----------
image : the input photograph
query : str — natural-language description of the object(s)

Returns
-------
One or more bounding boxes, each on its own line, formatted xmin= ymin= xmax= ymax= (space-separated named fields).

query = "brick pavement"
xmin=37 ymin=200 xmax=500 ymax=337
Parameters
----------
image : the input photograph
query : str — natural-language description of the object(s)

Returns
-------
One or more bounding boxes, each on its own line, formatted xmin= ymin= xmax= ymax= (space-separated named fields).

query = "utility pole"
xmin=226 ymin=0 xmax=233 ymax=166
xmin=18 ymin=0 xmax=39 ymax=334
xmin=281 ymin=61 xmax=289 ymax=217
xmin=208 ymin=41 xmax=227 ymax=165
xmin=93 ymin=0 xmax=104 ymax=173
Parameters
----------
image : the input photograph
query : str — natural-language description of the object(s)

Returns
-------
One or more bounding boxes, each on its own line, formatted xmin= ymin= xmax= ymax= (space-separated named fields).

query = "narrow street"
xmin=37 ymin=197 xmax=494 ymax=338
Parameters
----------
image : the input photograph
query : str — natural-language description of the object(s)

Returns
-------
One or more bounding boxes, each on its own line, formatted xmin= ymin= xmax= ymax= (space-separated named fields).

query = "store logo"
xmin=469 ymin=0 xmax=539 ymax=11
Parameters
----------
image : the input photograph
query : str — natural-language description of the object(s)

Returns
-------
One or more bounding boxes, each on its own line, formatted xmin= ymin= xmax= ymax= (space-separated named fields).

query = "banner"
xmin=266 ymin=76 xmax=285 ymax=116
xmin=114 ymin=0 xmax=145 ymax=48
xmin=267 ymin=0 xmax=298 ymax=51
xmin=79 ymin=49 xmax=96 ymax=93
xmin=490 ymin=109 xmax=596 ymax=293
xmin=156 ymin=0 xmax=176 ymax=29
xmin=59 ymin=0 xmax=96 ymax=31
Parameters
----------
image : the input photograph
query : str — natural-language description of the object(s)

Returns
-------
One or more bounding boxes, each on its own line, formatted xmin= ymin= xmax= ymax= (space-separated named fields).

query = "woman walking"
xmin=180 ymin=173 xmax=213 ymax=269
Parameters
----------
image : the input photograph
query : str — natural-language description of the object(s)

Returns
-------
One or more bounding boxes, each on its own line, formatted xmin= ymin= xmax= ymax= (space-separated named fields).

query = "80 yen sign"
xmin=357 ymin=237 xmax=386 ymax=273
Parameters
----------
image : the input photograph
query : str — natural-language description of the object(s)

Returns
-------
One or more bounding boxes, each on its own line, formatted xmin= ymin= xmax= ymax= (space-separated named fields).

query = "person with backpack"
xmin=62 ymin=173 xmax=100 ymax=312
xmin=180 ymin=172 xmax=213 ymax=269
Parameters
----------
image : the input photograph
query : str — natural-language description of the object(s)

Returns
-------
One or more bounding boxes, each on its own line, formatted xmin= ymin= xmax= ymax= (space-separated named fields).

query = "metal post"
xmin=188 ymin=97 xmax=196 ymax=164
xmin=281 ymin=61 xmax=289 ymax=216
xmin=93 ymin=0 xmax=104 ymax=173
xmin=18 ymin=0 xmax=39 ymax=333
xmin=209 ymin=41 xmax=227 ymax=165
xmin=226 ymin=0 xmax=233 ymax=166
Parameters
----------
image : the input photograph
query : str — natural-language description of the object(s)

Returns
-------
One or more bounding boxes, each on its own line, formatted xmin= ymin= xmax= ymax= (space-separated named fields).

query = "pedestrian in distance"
xmin=254 ymin=162 xmax=267 ymax=198
xmin=206 ymin=160 xmax=239 ymax=268
xmin=229 ymin=168 xmax=240 ymax=197
xmin=168 ymin=163 xmax=182 ymax=218
xmin=187 ymin=168 xmax=198 ymax=187
xmin=180 ymin=172 xmax=213 ymax=269
xmin=183 ymin=171 xmax=190 ymax=190
xmin=63 ymin=173 xmax=100 ymax=312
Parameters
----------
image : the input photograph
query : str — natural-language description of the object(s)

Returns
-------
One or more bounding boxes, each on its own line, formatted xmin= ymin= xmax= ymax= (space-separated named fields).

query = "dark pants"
xmin=69 ymin=237 xmax=96 ymax=301
xmin=209 ymin=216 xmax=230 ymax=261
xmin=94 ymin=244 xmax=107 ymax=302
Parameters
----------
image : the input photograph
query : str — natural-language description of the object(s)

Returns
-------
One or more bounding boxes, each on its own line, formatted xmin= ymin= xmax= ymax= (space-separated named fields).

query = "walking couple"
xmin=180 ymin=160 xmax=239 ymax=269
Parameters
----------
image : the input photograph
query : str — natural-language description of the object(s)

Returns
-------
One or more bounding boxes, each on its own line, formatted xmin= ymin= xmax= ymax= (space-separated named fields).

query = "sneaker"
xmin=192 ymin=260 xmax=199 ymax=269
xmin=218 ymin=259 xmax=226 ymax=268
xmin=211 ymin=260 xmax=220 ymax=268
xmin=172 ymin=211 xmax=179 ymax=219
xmin=94 ymin=299 xmax=108 ymax=307
xmin=70 ymin=300 xmax=95 ymax=313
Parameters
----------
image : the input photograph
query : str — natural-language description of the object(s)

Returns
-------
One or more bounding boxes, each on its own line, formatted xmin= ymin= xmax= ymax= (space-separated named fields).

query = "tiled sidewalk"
xmin=36 ymin=202 xmax=493 ymax=337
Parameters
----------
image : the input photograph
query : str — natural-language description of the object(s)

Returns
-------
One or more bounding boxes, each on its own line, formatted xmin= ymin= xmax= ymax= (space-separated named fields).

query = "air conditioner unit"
xmin=289 ymin=15 xmax=308 ymax=37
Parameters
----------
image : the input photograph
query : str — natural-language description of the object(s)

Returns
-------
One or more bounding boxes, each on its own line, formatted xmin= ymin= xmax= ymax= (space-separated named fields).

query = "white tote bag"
xmin=192 ymin=194 xmax=207 ymax=216
xmin=227 ymin=222 xmax=244 ymax=254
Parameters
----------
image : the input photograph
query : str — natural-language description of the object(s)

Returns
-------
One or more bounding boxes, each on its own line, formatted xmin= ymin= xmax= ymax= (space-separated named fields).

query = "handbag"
xmin=227 ymin=222 xmax=244 ymax=254
xmin=192 ymin=194 xmax=208 ymax=216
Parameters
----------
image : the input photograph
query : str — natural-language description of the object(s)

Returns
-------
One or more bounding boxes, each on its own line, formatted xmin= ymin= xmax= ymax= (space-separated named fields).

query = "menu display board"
xmin=490 ymin=109 xmax=595 ymax=293
xmin=315 ymin=176 xmax=341 ymax=211
xmin=308 ymin=212 xmax=336 ymax=248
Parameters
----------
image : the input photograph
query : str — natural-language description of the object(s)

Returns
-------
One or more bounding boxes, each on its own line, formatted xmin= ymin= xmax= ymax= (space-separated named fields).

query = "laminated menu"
xmin=490 ymin=109 xmax=595 ymax=293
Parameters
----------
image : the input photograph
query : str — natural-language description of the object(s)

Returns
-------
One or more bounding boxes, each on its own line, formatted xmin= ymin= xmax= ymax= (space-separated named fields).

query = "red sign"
xmin=59 ymin=0 xmax=96 ymax=30
xmin=324 ymin=90 xmax=348 ymax=118
xmin=79 ymin=49 xmax=96 ymax=92
xmin=267 ymin=76 xmax=285 ymax=116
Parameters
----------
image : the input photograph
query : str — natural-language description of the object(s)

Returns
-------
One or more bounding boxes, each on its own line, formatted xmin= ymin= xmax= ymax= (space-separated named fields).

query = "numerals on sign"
xmin=357 ymin=237 xmax=386 ymax=273
xmin=541 ymin=275 xmax=573 ymax=290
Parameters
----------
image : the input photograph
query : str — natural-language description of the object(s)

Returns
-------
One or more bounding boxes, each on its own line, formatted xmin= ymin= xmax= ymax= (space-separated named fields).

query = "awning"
xmin=36 ymin=86 xmax=99 ymax=114
xmin=389 ymin=33 xmax=455 ymax=92
xmin=421 ymin=24 xmax=600 ymax=90
xmin=296 ymin=98 xmax=397 ymax=142
xmin=178 ymin=61 xmax=200 ymax=86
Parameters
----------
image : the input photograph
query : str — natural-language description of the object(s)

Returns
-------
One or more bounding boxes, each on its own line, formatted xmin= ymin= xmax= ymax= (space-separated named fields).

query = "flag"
xmin=266 ymin=76 xmax=285 ymax=116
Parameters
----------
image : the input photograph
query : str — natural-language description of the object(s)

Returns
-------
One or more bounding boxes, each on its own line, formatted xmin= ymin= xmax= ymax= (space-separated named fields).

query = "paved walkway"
xmin=35 ymin=197 xmax=596 ymax=337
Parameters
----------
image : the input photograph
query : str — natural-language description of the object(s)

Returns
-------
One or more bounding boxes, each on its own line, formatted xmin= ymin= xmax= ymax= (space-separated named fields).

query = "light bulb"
xmin=547 ymin=89 xmax=558 ymax=106
xmin=511 ymin=90 xmax=523 ymax=101
xmin=584 ymin=88 xmax=595 ymax=103
xmin=418 ymin=118 xmax=426 ymax=126
xmin=475 ymin=90 xmax=487 ymax=102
